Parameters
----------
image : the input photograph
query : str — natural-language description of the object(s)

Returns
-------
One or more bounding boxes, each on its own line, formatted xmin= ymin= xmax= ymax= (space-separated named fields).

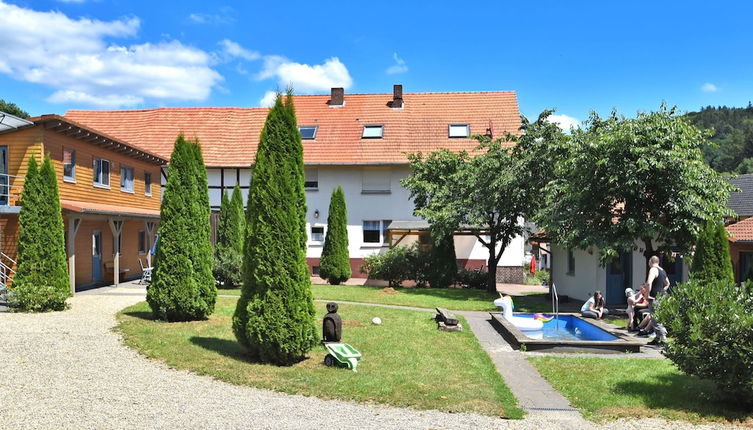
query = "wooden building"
xmin=0 ymin=113 xmax=166 ymax=292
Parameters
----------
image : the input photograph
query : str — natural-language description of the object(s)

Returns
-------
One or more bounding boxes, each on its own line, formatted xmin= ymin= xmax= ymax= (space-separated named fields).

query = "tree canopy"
xmin=535 ymin=105 xmax=736 ymax=264
xmin=686 ymin=104 xmax=753 ymax=173
xmin=0 ymin=99 xmax=29 ymax=119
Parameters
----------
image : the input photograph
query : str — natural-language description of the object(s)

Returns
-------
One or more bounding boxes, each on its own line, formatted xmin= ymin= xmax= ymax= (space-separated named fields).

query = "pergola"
xmin=386 ymin=220 xmax=491 ymax=248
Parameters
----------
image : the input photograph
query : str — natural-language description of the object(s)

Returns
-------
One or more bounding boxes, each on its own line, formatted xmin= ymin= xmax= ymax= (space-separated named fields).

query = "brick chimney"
xmin=330 ymin=87 xmax=344 ymax=106
xmin=392 ymin=84 xmax=403 ymax=108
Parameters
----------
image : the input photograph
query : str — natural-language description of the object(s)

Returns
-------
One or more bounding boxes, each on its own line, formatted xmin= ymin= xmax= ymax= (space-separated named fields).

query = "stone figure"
xmin=322 ymin=302 xmax=342 ymax=342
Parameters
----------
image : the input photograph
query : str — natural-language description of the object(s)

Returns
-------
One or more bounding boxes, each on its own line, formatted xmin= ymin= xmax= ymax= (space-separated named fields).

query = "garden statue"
xmin=322 ymin=302 xmax=342 ymax=342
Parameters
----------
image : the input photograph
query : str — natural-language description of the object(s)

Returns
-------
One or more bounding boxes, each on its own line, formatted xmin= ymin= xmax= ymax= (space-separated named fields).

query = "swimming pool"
xmin=490 ymin=312 xmax=643 ymax=353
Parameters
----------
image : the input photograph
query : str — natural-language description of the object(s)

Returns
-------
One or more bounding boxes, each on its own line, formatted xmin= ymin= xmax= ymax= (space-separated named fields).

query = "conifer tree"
xmin=319 ymin=186 xmax=351 ymax=284
xmin=214 ymin=184 xmax=245 ymax=287
xmin=11 ymin=155 xmax=71 ymax=311
xmin=147 ymin=135 xmax=216 ymax=321
xmin=233 ymin=91 xmax=317 ymax=364
xmin=690 ymin=221 xmax=734 ymax=283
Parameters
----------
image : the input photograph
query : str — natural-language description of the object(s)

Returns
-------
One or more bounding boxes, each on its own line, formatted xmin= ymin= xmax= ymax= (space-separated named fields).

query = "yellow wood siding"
xmin=0 ymin=127 xmax=43 ymax=206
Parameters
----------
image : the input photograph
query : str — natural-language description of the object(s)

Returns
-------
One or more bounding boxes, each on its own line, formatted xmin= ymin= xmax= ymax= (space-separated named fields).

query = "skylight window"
xmin=299 ymin=126 xmax=318 ymax=140
xmin=449 ymin=124 xmax=470 ymax=138
xmin=362 ymin=125 xmax=384 ymax=139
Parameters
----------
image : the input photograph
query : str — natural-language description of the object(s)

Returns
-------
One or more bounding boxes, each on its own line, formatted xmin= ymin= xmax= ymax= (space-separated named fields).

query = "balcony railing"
xmin=0 ymin=172 xmax=22 ymax=206
xmin=0 ymin=251 xmax=16 ymax=299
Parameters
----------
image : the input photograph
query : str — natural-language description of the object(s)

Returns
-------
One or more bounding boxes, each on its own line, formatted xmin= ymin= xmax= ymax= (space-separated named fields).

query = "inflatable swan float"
xmin=493 ymin=295 xmax=544 ymax=331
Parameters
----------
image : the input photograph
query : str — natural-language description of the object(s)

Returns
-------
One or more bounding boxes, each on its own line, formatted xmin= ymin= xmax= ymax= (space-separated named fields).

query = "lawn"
xmin=117 ymin=297 xmax=523 ymax=418
xmin=528 ymin=356 xmax=752 ymax=424
xmin=219 ymin=284 xmax=550 ymax=312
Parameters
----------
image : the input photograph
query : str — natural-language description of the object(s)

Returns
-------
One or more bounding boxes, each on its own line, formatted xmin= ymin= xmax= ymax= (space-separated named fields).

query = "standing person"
xmin=646 ymin=255 xmax=670 ymax=346
xmin=581 ymin=290 xmax=608 ymax=319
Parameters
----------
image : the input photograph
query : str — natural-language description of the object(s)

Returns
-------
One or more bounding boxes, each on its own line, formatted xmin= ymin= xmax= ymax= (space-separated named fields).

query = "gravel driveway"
xmin=0 ymin=284 xmax=743 ymax=429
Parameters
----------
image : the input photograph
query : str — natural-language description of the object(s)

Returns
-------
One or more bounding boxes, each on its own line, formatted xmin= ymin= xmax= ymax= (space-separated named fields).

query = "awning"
xmin=386 ymin=220 xmax=489 ymax=235
xmin=61 ymin=199 xmax=160 ymax=219
xmin=0 ymin=112 xmax=34 ymax=134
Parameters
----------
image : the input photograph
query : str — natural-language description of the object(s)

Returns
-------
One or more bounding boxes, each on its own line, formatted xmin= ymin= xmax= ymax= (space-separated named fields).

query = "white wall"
xmin=551 ymin=245 xmax=604 ymax=303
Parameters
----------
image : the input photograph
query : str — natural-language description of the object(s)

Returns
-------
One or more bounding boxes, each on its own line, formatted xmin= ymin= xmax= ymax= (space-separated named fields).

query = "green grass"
xmin=219 ymin=284 xmax=550 ymax=312
xmin=117 ymin=297 xmax=523 ymax=418
xmin=603 ymin=316 xmax=627 ymax=328
xmin=528 ymin=356 xmax=752 ymax=424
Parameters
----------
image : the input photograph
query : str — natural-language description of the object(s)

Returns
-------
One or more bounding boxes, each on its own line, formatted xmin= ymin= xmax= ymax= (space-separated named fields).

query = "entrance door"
xmin=606 ymin=251 xmax=632 ymax=305
xmin=661 ymin=254 xmax=684 ymax=289
xmin=92 ymin=231 xmax=102 ymax=282
xmin=0 ymin=146 xmax=7 ymax=205
xmin=740 ymin=252 xmax=753 ymax=282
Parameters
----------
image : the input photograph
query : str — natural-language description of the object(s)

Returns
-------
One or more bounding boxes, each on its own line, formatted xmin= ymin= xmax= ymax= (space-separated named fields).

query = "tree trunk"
xmin=487 ymin=252 xmax=498 ymax=293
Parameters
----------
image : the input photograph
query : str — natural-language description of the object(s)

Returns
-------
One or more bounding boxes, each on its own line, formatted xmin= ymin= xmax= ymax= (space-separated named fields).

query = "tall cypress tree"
xmin=319 ymin=185 xmax=351 ymax=284
xmin=214 ymin=184 xmax=245 ymax=287
xmin=233 ymin=91 xmax=317 ymax=364
xmin=148 ymin=135 xmax=216 ymax=321
xmin=11 ymin=155 xmax=71 ymax=311
xmin=690 ymin=221 xmax=734 ymax=283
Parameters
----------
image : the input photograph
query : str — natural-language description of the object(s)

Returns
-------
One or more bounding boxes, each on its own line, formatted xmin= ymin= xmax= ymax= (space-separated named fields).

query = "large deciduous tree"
xmin=147 ymin=135 xmax=216 ymax=321
xmin=11 ymin=155 xmax=71 ymax=311
xmin=535 ymin=105 xmax=735 ymax=266
xmin=233 ymin=91 xmax=317 ymax=364
xmin=319 ymin=185 xmax=351 ymax=285
xmin=402 ymin=115 xmax=563 ymax=292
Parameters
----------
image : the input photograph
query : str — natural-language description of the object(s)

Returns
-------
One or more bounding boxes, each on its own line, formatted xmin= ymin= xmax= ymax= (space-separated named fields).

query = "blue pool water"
xmin=515 ymin=315 xmax=618 ymax=342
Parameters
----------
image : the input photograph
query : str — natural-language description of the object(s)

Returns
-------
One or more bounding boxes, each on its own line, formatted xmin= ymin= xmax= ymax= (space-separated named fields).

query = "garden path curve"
xmin=0 ymin=284 xmax=738 ymax=430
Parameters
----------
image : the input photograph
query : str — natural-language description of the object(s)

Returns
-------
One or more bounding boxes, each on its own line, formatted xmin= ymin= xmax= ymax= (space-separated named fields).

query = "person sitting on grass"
xmin=581 ymin=290 xmax=608 ymax=319
xmin=626 ymin=283 xmax=649 ymax=331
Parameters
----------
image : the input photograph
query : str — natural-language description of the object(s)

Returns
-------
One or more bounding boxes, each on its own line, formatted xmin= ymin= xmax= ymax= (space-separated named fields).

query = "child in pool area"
xmin=581 ymin=290 xmax=608 ymax=319
xmin=625 ymin=283 xmax=649 ymax=331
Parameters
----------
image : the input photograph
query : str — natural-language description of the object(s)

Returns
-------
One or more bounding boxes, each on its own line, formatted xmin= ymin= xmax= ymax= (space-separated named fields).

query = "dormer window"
xmin=299 ymin=126 xmax=318 ymax=140
xmin=449 ymin=124 xmax=470 ymax=138
xmin=362 ymin=125 xmax=384 ymax=139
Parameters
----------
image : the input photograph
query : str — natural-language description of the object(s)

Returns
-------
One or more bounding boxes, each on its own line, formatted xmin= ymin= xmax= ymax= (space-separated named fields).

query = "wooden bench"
xmin=435 ymin=307 xmax=462 ymax=331
xmin=104 ymin=261 xmax=130 ymax=283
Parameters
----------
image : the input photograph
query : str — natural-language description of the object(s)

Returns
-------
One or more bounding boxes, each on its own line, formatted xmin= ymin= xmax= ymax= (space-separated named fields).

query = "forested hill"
xmin=686 ymin=104 xmax=753 ymax=173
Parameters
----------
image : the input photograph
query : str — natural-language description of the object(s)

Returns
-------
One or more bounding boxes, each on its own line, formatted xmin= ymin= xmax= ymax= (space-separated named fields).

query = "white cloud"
xmin=386 ymin=52 xmax=408 ymax=75
xmin=257 ymin=56 xmax=352 ymax=93
xmin=219 ymin=39 xmax=260 ymax=61
xmin=546 ymin=114 xmax=580 ymax=131
xmin=259 ymin=90 xmax=278 ymax=107
xmin=0 ymin=1 xmax=222 ymax=108
xmin=188 ymin=8 xmax=235 ymax=25
xmin=701 ymin=82 xmax=718 ymax=92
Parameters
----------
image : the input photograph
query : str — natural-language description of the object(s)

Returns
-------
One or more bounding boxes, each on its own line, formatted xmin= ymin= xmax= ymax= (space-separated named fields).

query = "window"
xmin=299 ymin=126 xmax=318 ymax=140
xmin=311 ymin=226 xmax=324 ymax=242
xmin=567 ymin=248 xmax=575 ymax=275
xmin=363 ymin=220 xmax=391 ymax=244
xmin=63 ymin=148 xmax=75 ymax=182
xmin=93 ymin=158 xmax=110 ymax=188
xmin=362 ymin=167 xmax=391 ymax=194
xmin=138 ymin=230 xmax=146 ymax=254
xmin=144 ymin=172 xmax=152 ymax=196
xmin=362 ymin=125 xmax=384 ymax=139
xmin=120 ymin=166 xmax=134 ymax=192
xmin=448 ymin=124 xmax=470 ymax=138
xmin=305 ymin=168 xmax=318 ymax=190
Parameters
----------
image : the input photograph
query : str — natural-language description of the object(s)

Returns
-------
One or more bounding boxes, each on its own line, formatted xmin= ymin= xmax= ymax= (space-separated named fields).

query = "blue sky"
xmin=1 ymin=0 xmax=752 ymax=127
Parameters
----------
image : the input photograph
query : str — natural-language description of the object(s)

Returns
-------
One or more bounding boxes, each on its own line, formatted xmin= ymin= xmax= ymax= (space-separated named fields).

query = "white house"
xmin=65 ymin=85 xmax=527 ymax=282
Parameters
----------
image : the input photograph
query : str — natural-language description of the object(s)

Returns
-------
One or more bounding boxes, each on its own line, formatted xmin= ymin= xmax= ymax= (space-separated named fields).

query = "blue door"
xmin=0 ymin=146 xmax=7 ymax=205
xmin=605 ymin=251 xmax=632 ymax=305
xmin=661 ymin=254 xmax=684 ymax=289
xmin=92 ymin=231 xmax=102 ymax=282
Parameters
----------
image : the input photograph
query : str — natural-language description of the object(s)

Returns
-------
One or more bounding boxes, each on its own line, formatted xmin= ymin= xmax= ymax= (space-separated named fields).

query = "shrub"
xmin=456 ymin=268 xmax=488 ymax=289
xmin=232 ymin=91 xmax=317 ymax=365
xmin=147 ymin=135 xmax=216 ymax=321
xmin=525 ymin=269 xmax=550 ymax=286
xmin=11 ymin=155 xmax=71 ymax=312
xmin=319 ymin=186 xmax=351 ymax=284
xmin=654 ymin=279 xmax=753 ymax=406
xmin=690 ymin=221 xmax=734 ymax=283
xmin=361 ymin=246 xmax=414 ymax=288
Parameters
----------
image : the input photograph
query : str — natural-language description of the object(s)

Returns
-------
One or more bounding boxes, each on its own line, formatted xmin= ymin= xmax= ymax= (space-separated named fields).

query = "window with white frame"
xmin=138 ymin=230 xmax=146 ymax=254
xmin=299 ymin=126 xmax=318 ymax=140
xmin=362 ymin=125 xmax=384 ymax=139
xmin=361 ymin=167 xmax=391 ymax=194
xmin=363 ymin=220 xmax=391 ymax=244
xmin=305 ymin=168 xmax=318 ymax=190
xmin=63 ymin=148 xmax=75 ymax=182
xmin=121 ymin=166 xmax=134 ymax=192
xmin=144 ymin=172 xmax=152 ymax=196
xmin=448 ymin=123 xmax=470 ymax=138
xmin=93 ymin=158 xmax=110 ymax=188
xmin=311 ymin=226 xmax=324 ymax=242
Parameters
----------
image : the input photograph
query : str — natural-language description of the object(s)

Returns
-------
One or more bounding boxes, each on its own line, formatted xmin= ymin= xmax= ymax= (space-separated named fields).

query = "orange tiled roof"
xmin=61 ymin=200 xmax=160 ymax=218
xmin=726 ymin=217 xmax=753 ymax=242
xmin=64 ymin=91 xmax=520 ymax=167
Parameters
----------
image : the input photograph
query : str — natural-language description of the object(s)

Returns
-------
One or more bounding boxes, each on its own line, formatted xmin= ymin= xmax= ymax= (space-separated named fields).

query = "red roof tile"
xmin=727 ymin=217 xmax=753 ymax=242
xmin=64 ymin=91 xmax=520 ymax=167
